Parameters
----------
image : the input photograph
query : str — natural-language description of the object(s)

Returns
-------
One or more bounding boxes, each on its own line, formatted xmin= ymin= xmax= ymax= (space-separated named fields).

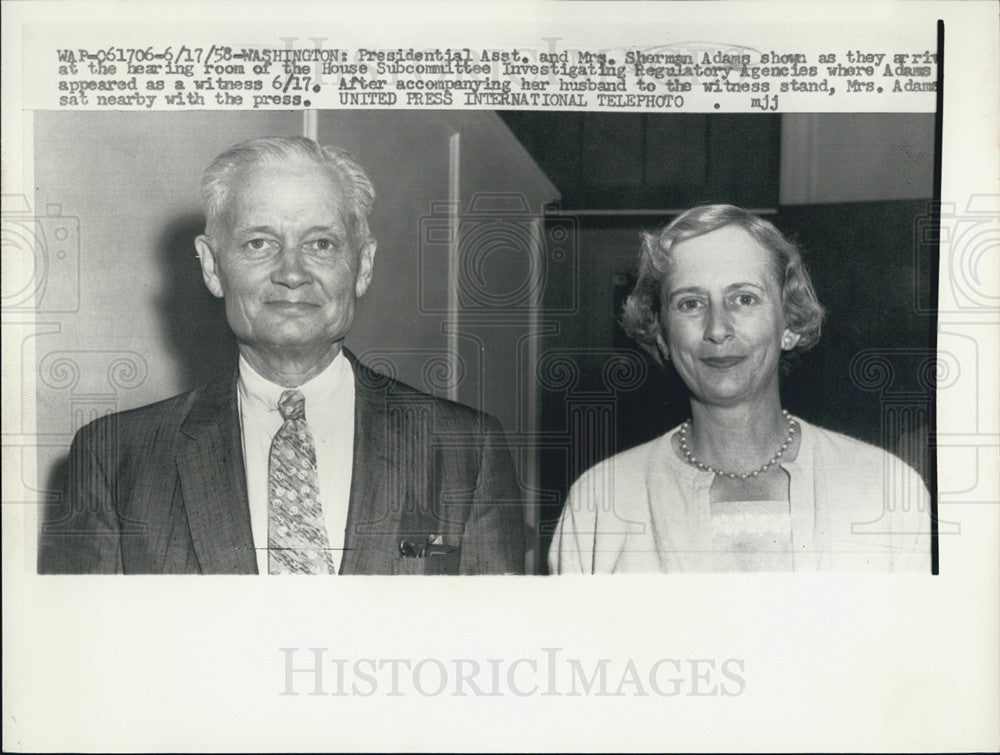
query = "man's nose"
xmin=703 ymin=304 xmax=734 ymax=344
xmin=270 ymin=246 xmax=313 ymax=288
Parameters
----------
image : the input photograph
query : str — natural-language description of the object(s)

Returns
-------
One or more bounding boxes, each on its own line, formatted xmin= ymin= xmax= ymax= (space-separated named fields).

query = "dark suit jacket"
xmin=38 ymin=351 xmax=525 ymax=574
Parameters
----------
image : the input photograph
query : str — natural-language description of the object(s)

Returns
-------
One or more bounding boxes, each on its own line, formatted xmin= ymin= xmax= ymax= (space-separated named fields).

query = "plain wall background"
xmin=780 ymin=112 xmax=935 ymax=204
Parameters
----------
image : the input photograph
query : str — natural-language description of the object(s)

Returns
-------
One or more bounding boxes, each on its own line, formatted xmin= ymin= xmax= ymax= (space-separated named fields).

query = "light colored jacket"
xmin=549 ymin=418 xmax=931 ymax=573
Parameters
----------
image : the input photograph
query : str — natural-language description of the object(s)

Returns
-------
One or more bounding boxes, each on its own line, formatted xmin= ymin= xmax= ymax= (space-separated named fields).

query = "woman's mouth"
xmin=700 ymin=356 xmax=747 ymax=369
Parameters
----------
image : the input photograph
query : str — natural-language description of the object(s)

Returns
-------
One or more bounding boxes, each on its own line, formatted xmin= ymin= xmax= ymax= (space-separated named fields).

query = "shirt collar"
xmin=237 ymin=350 xmax=353 ymax=419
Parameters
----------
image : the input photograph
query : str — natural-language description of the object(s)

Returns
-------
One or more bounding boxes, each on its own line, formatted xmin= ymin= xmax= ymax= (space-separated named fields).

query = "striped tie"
xmin=267 ymin=390 xmax=335 ymax=575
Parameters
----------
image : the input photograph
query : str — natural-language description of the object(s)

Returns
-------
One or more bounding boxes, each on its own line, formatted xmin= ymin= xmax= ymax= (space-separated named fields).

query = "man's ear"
xmin=194 ymin=235 xmax=225 ymax=299
xmin=781 ymin=329 xmax=801 ymax=351
xmin=354 ymin=238 xmax=377 ymax=298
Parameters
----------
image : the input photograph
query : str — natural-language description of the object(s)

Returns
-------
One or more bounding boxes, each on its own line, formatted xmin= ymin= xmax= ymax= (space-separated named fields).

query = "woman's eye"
xmin=676 ymin=299 xmax=704 ymax=312
xmin=735 ymin=293 xmax=759 ymax=306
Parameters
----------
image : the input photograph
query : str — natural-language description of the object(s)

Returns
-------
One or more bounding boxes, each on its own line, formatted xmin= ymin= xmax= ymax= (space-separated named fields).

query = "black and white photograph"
xmin=3 ymin=1 xmax=998 ymax=752
xmin=27 ymin=109 xmax=939 ymax=576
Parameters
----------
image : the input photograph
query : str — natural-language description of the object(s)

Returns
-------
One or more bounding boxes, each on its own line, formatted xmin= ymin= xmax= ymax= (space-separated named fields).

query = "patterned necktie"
xmin=268 ymin=390 xmax=335 ymax=575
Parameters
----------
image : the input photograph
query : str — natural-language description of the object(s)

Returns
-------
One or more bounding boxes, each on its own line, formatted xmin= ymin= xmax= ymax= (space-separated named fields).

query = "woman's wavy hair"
xmin=621 ymin=204 xmax=825 ymax=371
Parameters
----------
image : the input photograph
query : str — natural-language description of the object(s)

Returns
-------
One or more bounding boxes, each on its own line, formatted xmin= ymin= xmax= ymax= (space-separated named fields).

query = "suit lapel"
xmin=177 ymin=368 xmax=257 ymax=574
xmin=343 ymin=350 xmax=450 ymax=575
xmin=340 ymin=351 xmax=396 ymax=574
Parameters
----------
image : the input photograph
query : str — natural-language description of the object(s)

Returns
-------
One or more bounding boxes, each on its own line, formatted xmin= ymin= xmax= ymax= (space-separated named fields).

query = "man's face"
xmin=195 ymin=159 xmax=375 ymax=368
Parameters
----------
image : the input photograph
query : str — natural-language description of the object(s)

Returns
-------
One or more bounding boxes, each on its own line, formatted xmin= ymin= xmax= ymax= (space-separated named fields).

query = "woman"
xmin=549 ymin=205 xmax=930 ymax=573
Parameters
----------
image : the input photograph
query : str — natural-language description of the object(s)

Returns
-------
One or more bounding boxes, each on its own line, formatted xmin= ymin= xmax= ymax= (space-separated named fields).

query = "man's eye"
xmin=244 ymin=238 xmax=275 ymax=254
xmin=306 ymin=238 xmax=338 ymax=254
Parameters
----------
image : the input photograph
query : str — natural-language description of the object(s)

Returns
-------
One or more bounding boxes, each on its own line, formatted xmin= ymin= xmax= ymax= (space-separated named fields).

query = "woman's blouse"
xmin=548 ymin=418 xmax=931 ymax=573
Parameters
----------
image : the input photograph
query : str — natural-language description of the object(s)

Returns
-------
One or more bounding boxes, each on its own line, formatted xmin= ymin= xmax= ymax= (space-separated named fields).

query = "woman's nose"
xmin=703 ymin=304 xmax=734 ymax=343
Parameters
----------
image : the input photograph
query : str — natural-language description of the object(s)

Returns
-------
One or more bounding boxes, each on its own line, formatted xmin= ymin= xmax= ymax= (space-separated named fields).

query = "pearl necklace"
xmin=678 ymin=410 xmax=796 ymax=480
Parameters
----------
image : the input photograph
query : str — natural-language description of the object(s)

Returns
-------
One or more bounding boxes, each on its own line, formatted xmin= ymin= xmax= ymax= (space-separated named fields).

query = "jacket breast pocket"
xmin=393 ymin=548 xmax=461 ymax=575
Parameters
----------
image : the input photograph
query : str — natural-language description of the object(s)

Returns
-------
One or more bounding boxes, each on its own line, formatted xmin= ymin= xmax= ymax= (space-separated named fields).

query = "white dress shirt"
xmin=237 ymin=351 xmax=355 ymax=574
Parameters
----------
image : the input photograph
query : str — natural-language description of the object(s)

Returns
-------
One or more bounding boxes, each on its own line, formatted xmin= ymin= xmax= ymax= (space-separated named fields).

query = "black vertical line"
xmin=929 ymin=19 xmax=944 ymax=576
xmin=772 ymin=114 xmax=782 ymax=210
xmin=703 ymin=115 xmax=712 ymax=195
xmin=641 ymin=114 xmax=649 ymax=200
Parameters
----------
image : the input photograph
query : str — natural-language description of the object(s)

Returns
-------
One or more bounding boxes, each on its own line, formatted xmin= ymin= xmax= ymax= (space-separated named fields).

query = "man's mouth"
xmin=267 ymin=301 xmax=319 ymax=310
xmin=700 ymin=356 xmax=746 ymax=369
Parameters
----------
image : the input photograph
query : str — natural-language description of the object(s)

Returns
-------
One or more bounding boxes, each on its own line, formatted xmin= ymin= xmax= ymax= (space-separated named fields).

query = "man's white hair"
xmin=201 ymin=135 xmax=376 ymax=243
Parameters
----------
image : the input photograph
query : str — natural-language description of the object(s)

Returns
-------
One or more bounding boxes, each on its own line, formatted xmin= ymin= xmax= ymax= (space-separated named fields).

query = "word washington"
xmin=279 ymin=647 xmax=746 ymax=697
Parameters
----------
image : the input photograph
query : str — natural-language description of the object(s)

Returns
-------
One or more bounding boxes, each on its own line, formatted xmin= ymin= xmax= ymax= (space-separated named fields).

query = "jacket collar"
xmin=177 ymin=366 xmax=257 ymax=574
xmin=340 ymin=348 xmax=401 ymax=575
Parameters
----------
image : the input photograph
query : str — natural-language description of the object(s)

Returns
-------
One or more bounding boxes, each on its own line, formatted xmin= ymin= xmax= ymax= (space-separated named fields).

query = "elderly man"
xmin=39 ymin=136 xmax=525 ymax=575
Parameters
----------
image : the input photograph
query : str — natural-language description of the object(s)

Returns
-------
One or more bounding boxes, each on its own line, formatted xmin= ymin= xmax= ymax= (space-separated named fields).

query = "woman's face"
xmin=658 ymin=224 xmax=800 ymax=409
